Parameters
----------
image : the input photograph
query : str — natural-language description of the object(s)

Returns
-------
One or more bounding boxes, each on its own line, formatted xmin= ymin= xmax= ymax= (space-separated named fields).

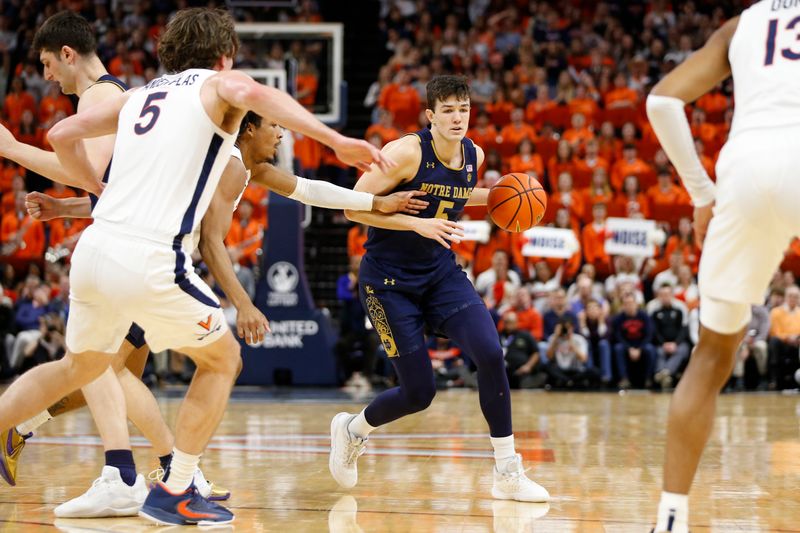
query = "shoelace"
xmin=86 ymin=474 xmax=114 ymax=495
xmin=342 ymin=436 xmax=367 ymax=467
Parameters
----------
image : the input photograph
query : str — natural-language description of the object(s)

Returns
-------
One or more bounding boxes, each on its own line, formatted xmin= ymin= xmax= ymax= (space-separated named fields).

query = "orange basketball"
xmin=488 ymin=173 xmax=548 ymax=232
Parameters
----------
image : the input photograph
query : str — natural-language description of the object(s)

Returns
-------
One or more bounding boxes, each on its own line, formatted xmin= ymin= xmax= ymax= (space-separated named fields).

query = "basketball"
xmin=487 ymin=173 xmax=547 ymax=233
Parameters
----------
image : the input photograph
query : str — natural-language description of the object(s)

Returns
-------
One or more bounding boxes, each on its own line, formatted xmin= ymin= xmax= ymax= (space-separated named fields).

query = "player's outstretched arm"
xmin=25 ymin=192 xmax=92 ymax=221
xmin=0 ymin=83 xmax=123 ymax=193
xmin=215 ymin=71 xmax=394 ymax=173
xmin=48 ymin=90 xmax=132 ymax=196
xmin=249 ymin=162 xmax=428 ymax=214
xmin=344 ymin=137 xmax=465 ymax=249
xmin=199 ymin=157 xmax=270 ymax=344
xmin=646 ymin=17 xmax=738 ymax=245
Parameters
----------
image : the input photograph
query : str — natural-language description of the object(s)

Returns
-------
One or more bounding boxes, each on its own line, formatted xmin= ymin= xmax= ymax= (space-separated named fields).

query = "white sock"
xmin=16 ymin=410 xmax=52 ymax=435
xmin=490 ymin=435 xmax=516 ymax=469
xmin=347 ymin=410 xmax=376 ymax=439
xmin=164 ymin=448 xmax=200 ymax=493
xmin=655 ymin=491 xmax=689 ymax=533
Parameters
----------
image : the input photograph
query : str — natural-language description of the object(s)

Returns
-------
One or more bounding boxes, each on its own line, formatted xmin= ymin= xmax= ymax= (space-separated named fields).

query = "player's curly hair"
xmin=158 ymin=8 xmax=239 ymax=73
xmin=238 ymin=112 xmax=263 ymax=139
xmin=33 ymin=11 xmax=97 ymax=56
xmin=426 ymin=75 xmax=470 ymax=110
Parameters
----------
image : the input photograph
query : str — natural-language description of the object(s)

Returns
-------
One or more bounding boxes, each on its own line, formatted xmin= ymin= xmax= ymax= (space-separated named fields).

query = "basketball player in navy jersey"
xmin=329 ymin=75 xmax=549 ymax=502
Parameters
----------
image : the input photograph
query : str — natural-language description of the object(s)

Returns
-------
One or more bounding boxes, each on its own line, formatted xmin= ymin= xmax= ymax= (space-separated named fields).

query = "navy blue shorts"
xmin=124 ymin=323 xmax=147 ymax=349
xmin=359 ymin=255 xmax=484 ymax=357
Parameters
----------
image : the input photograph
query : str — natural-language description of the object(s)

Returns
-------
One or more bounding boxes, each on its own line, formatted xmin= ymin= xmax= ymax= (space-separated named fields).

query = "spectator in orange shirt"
xmin=615 ymin=175 xmax=650 ymax=219
xmin=507 ymin=138 xmax=544 ymax=179
xmin=547 ymin=140 xmax=576 ymax=191
xmin=525 ymin=84 xmax=555 ymax=129
xmin=225 ymin=199 xmax=264 ymax=268
xmin=573 ymin=138 xmax=610 ymax=189
xmin=694 ymin=138 xmax=716 ymax=180
xmin=1 ymin=191 xmax=44 ymax=261
xmin=43 ymin=181 xmax=78 ymax=200
xmin=604 ymin=72 xmax=638 ymax=109
xmin=581 ymin=167 xmax=614 ymax=223
xmin=568 ymin=83 xmax=600 ymax=125
xmin=646 ymin=168 xmax=690 ymax=212
xmin=467 ymin=110 xmax=500 ymax=155
xmin=582 ymin=202 xmax=612 ymax=277
xmin=296 ymin=57 xmax=319 ymax=109
xmin=663 ymin=217 xmax=701 ymax=274
xmin=498 ymin=287 xmax=544 ymax=341
xmin=378 ymin=69 xmax=421 ymax=131
xmin=550 ymin=172 xmax=585 ymax=226
xmin=365 ymin=108 xmax=401 ymax=147
xmin=3 ymin=78 xmax=36 ymax=127
xmin=347 ymin=223 xmax=368 ymax=258
xmin=294 ymin=132 xmax=322 ymax=178
xmin=696 ymin=88 xmax=729 ymax=122
xmin=1 ymin=175 xmax=25 ymax=216
xmin=14 ymin=110 xmax=42 ymax=149
xmin=239 ymin=184 xmax=268 ymax=226
xmin=526 ymin=207 xmax=582 ymax=283
xmin=562 ymin=112 xmax=595 ymax=152
xmin=470 ymin=225 xmax=525 ymax=277
xmin=690 ymin=107 xmax=719 ymax=151
xmin=610 ymin=144 xmax=654 ymax=191
xmin=499 ymin=107 xmax=537 ymax=151
xmin=0 ymin=160 xmax=23 ymax=194
xmin=596 ymin=121 xmax=621 ymax=164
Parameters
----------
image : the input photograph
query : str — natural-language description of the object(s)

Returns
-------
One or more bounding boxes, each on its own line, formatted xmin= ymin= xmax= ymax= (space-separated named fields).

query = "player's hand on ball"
xmin=25 ymin=191 xmax=60 ymax=221
xmin=693 ymin=203 xmax=714 ymax=249
xmin=237 ymin=302 xmax=270 ymax=345
xmin=333 ymin=135 xmax=396 ymax=174
xmin=375 ymin=190 xmax=429 ymax=215
xmin=414 ymin=218 xmax=465 ymax=249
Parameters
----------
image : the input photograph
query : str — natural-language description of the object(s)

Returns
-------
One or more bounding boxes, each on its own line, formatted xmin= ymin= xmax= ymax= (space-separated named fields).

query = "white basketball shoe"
xmin=54 ymin=466 xmax=148 ymax=518
xmin=329 ymin=412 xmax=368 ymax=489
xmin=491 ymin=454 xmax=550 ymax=503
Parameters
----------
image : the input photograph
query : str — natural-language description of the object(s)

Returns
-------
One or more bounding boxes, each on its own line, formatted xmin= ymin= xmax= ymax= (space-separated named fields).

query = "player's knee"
xmin=404 ymin=380 xmax=436 ymax=412
xmin=469 ymin=341 xmax=505 ymax=370
xmin=62 ymin=352 xmax=110 ymax=385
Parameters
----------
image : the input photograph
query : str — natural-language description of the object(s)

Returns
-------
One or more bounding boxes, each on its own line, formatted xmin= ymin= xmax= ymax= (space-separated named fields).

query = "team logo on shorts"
xmin=364 ymin=285 xmax=398 ymax=357
xmin=196 ymin=314 xmax=222 ymax=340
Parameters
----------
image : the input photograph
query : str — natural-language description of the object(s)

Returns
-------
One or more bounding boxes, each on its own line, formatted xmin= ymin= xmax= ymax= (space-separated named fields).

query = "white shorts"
xmin=699 ymin=126 xmax=800 ymax=306
xmin=66 ymin=224 xmax=228 ymax=354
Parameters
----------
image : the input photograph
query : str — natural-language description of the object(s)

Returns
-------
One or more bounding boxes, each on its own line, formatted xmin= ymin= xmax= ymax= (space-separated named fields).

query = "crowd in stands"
xmin=0 ymin=0 xmax=324 ymax=381
xmin=336 ymin=0 xmax=800 ymax=393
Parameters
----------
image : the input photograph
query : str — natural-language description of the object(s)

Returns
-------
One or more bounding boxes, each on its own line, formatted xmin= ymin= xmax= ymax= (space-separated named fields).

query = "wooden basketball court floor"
xmin=0 ymin=389 xmax=798 ymax=532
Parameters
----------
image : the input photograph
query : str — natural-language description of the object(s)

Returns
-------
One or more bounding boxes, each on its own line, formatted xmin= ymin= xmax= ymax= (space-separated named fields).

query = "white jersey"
xmin=728 ymin=0 xmax=800 ymax=137
xmin=92 ymin=69 xmax=236 ymax=251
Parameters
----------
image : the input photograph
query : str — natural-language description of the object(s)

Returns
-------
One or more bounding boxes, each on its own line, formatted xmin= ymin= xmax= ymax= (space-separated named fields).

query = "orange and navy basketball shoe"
xmin=0 ymin=428 xmax=30 ymax=486
xmin=139 ymin=482 xmax=234 ymax=526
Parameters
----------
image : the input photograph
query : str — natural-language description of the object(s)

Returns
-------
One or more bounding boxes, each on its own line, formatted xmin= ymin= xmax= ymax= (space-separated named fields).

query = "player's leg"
xmin=54 ymin=365 xmax=149 ymax=518
xmin=0 ymin=350 xmax=112 ymax=484
xmin=134 ymin=269 xmax=237 ymax=527
xmin=653 ymin=140 xmax=797 ymax=533
xmin=440 ymin=303 xmax=549 ymax=502
xmin=329 ymin=278 xmax=431 ymax=489
xmin=654 ymin=300 xmax=747 ymax=533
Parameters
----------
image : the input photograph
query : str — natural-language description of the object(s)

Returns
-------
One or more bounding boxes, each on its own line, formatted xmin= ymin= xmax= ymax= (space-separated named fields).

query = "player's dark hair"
xmin=426 ymin=75 xmax=470 ymax=110
xmin=158 ymin=8 xmax=239 ymax=73
xmin=32 ymin=11 xmax=97 ymax=56
xmin=238 ymin=111 xmax=263 ymax=139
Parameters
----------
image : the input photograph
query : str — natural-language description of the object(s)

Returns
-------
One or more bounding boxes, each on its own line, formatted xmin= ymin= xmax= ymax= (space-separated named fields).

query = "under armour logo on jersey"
xmin=426 ymin=162 xmax=435 ymax=169
xmin=384 ymin=278 xmax=396 ymax=286
xmin=365 ymin=285 xmax=375 ymax=294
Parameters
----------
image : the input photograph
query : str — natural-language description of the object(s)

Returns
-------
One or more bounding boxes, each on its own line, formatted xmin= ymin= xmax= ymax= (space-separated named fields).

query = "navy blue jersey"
xmin=364 ymin=128 xmax=478 ymax=268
